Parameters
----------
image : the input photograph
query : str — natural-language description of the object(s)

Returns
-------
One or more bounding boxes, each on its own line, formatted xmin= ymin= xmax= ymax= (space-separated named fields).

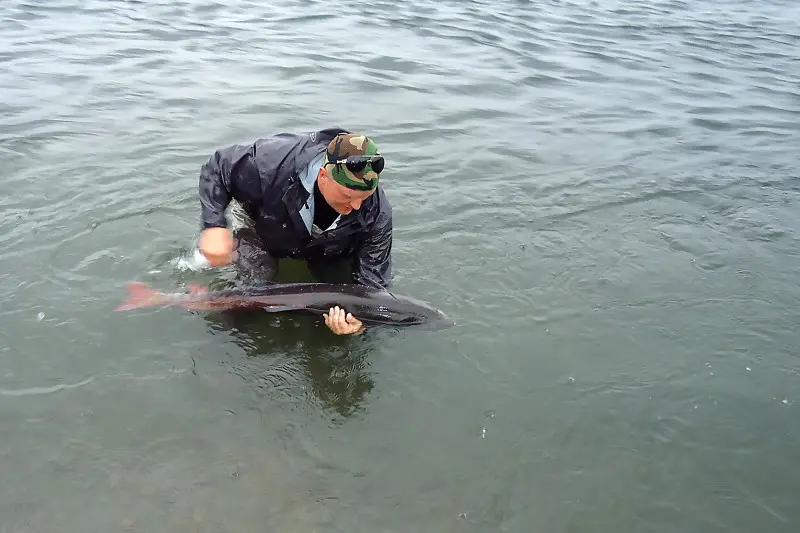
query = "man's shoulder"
xmin=307 ymin=127 xmax=351 ymax=144
xmin=254 ymin=127 xmax=351 ymax=147
xmin=361 ymin=186 xmax=393 ymax=230
xmin=249 ymin=127 xmax=352 ymax=167
xmin=375 ymin=186 xmax=392 ymax=210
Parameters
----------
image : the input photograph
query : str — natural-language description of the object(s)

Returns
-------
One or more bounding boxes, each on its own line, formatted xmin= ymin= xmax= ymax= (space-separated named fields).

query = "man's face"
xmin=317 ymin=166 xmax=376 ymax=215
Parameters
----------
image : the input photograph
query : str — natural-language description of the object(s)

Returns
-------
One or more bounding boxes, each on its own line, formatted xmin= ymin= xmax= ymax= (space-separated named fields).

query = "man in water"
xmin=196 ymin=128 xmax=392 ymax=336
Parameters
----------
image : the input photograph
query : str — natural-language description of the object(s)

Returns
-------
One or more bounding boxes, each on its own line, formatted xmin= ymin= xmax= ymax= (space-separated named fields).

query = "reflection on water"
xmin=205 ymin=310 xmax=380 ymax=420
xmin=197 ymin=258 xmax=390 ymax=421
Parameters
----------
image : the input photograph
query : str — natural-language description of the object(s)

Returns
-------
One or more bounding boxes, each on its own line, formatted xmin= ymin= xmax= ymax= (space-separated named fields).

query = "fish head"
xmin=366 ymin=291 xmax=455 ymax=329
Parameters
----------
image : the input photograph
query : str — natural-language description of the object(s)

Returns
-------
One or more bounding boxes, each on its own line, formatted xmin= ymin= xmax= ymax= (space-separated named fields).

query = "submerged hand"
xmin=323 ymin=306 xmax=364 ymax=335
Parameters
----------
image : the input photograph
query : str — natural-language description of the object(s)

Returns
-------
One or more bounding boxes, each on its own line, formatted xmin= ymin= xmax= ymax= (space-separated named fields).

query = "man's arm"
xmin=197 ymin=142 xmax=263 ymax=266
xmin=352 ymin=199 xmax=393 ymax=290
xmin=324 ymin=211 xmax=392 ymax=335
xmin=198 ymin=143 xmax=260 ymax=229
xmin=323 ymin=195 xmax=393 ymax=335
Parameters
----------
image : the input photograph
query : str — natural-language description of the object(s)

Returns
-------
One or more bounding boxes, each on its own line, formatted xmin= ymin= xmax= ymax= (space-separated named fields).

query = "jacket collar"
xmin=298 ymin=154 xmax=338 ymax=234
xmin=290 ymin=128 xmax=350 ymax=174
xmin=299 ymin=153 xmax=323 ymax=195
xmin=282 ymin=152 xmax=353 ymax=236
xmin=281 ymin=152 xmax=318 ymax=237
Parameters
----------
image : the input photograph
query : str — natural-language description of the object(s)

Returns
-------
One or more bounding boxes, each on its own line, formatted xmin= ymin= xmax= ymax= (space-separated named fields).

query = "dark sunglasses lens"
xmin=344 ymin=156 xmax=384 ymax=175
xmin=346 ymin=159 xmax=368 ymax=172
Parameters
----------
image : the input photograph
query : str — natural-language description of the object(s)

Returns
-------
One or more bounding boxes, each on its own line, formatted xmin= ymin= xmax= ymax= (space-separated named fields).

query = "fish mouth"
xmin=415 ymin=311 xmax=456 ymax=330
xmin=365 ymin=310 xmax=454 ymax=329
xmin=435 ymin=315 xmax=456 ymax=329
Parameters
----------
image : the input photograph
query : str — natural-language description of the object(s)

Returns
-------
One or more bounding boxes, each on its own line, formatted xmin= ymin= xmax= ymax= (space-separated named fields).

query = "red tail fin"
xmin=114 ymin=282 xmax=165 ymax=311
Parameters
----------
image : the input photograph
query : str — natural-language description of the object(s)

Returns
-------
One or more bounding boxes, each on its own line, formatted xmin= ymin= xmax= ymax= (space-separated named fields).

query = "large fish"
xmin=115 ymin=281 xmax=454 ymax=329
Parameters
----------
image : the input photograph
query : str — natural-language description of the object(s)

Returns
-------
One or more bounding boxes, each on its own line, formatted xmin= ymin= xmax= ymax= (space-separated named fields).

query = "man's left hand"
xmin=323 ymin=306 xmax=364 ymax=335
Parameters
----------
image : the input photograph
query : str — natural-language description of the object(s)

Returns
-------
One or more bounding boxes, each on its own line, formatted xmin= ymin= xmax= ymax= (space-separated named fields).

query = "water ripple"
xmin=3 ymin=0 xmax=800 ymax=530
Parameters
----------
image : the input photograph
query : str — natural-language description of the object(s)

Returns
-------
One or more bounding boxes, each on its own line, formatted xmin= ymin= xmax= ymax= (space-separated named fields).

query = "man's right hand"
xmin=198 ymin=227 xmax=233 ymax=267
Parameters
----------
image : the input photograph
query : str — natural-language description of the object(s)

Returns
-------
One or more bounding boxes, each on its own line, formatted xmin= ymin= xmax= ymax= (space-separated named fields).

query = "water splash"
xmin=171 ymin=248 xmax=211 ymax=272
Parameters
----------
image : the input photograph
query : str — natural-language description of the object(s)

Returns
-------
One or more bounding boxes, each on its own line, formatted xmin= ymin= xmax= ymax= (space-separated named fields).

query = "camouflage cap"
xmin=324 ymin=133 xmax=383 ymax=191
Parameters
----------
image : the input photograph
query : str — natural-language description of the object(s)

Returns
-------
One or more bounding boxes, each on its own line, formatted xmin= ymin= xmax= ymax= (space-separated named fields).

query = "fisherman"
xmin=196 ymin=128 xmax=392 ymax=336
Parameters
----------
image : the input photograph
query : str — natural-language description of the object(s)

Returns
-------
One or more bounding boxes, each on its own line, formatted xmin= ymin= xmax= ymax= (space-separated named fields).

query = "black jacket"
xmin=198 ymin=127 xmax=393 ymax=289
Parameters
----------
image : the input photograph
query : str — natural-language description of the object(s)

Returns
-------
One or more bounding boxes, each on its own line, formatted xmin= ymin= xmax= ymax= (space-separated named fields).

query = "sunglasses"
xmin=326 ymin=154 xmax=385 ymax=175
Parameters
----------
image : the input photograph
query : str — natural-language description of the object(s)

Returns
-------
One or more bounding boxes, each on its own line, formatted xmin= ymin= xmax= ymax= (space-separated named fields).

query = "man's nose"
xmin=350 ymin=198 xmax=363 ymax=210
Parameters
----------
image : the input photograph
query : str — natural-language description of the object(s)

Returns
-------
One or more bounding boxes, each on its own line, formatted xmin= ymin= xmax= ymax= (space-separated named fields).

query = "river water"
xmin=2 ymin=0 xmax=799 ymax=531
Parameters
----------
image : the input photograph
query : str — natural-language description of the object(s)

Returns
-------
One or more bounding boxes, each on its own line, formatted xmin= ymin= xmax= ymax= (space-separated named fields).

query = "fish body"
xmin=115 ymin=281 xmax=454 ymax=329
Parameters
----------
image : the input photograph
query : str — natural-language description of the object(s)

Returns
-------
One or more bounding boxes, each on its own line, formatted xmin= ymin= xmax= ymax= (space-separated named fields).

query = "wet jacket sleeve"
xmin=198 ymin=143 xmax=261 ymax=229
xmin=352 ymin=202 xmax=393 ymax=290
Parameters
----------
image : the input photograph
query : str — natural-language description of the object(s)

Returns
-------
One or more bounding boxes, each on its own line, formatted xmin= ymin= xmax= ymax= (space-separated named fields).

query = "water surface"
xmin=1 ymin=0 xmax=799 ymax=531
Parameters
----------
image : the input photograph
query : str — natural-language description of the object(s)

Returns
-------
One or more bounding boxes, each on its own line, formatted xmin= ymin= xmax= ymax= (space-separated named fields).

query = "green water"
xmin=1 ymin=0 xmax=799 ymax=531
